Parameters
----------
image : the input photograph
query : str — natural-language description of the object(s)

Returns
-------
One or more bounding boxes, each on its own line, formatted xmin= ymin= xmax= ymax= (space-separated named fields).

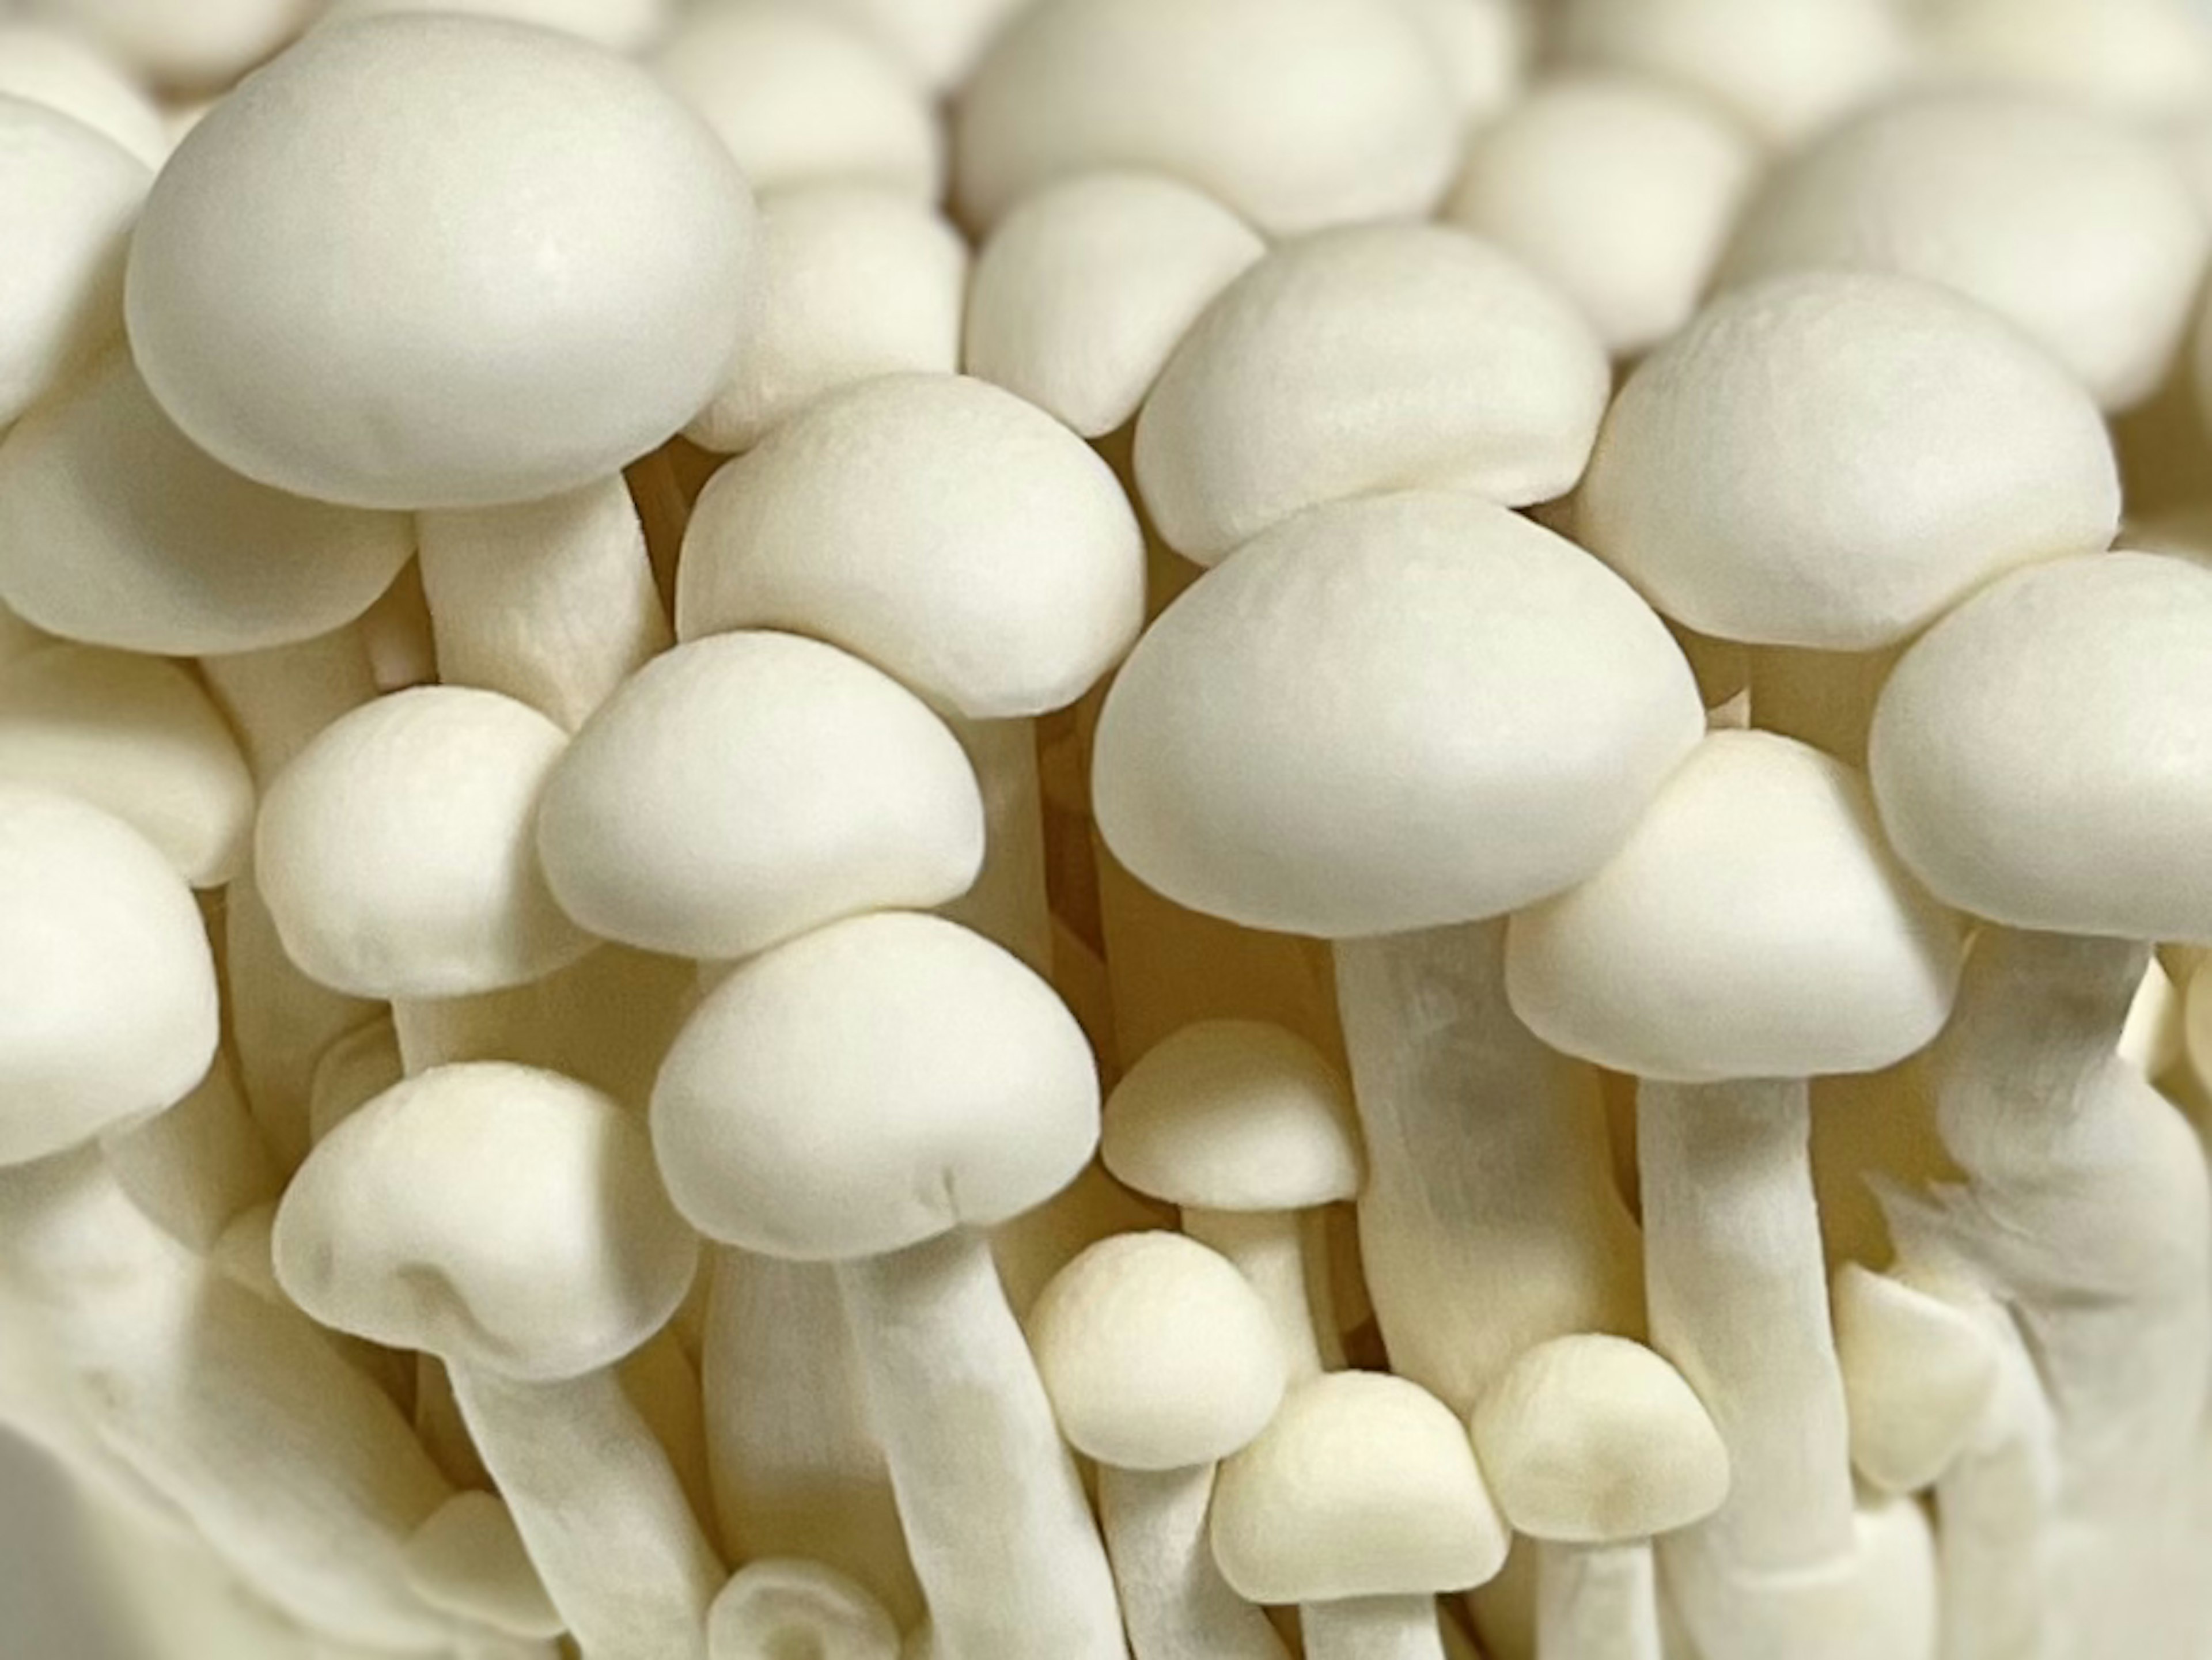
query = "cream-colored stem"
xmin=1300 ymin=1595 xmax=1447 ymax=1660
xmin=200 ymin=622 xmax=380 ymax=787
xmin=449 ymin=1364 xmax=724 ymax=1660
xmin=1744 ymin=643 xmax=1903 ymax=769
xmin=937 ymin=715 xmax=1052 ymax=975
xmin=835 ymin=1229 xmax=1126 ymax=1660
xmin=391 ymin=991 xmax=520 ymax=1076
xmin=1182 ymin=1208 xmax=1327 ymax=1382
xmin=1537 ymin=1541 xmax=1657 ymax=1660
xmin=618 ymin=1325 xmax=718 ymax=1551
xmin=101 ymin=1047 xmax=279 ymax=1253
xmin=1099 ymin=1463 xmax=1286 ymax=1660
xmin=1333 ymin=920 xmax=1642 ymax=1414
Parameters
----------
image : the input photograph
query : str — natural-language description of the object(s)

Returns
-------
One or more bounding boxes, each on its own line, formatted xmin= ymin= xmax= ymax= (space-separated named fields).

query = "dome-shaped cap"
xmin=126 ymin=14 xmax=755 ymax=510
xmin=651 ymin=912 xmax=1100 ymax=1260
xmin=1870 ymin=551 xmax=2212 ymax=941
xmin=1211 ymin=1370 xmax=1508 ymax=1604
xmin=1578 ymin=271 xmax=2120 ymax=651
xmin=1832 ymin=1264 xmax=1999 ymax=1496
xmin=539 ymin=632 xmax=983 ymax=961
xmin=676 ymin=373 xmax=1145 ymax=719
xmin=274 ymin=1062 xmax=699 ymax=1381
xmin=21 ymin=0 xmax=314 ymax=90
xmin=0 ymin=784 xmax=219 ymax=1165
xmin=1028 ymin=1231 xmax=1285 ymax=1470
xmin=709 ymin=1558 xmax=900 ymax=1660
xmin=319 ymin=0 xmax=669 ymax=51
xmin=1093 ymin=492 xmax=1705 ymax=939
xmin=1101 ymin=1022 xmax=1360 ymax=1213
xmin=1471 ymin=1334 xmax=1729 ymax=1544
xmin=1920 ymin=0 xmax=2212 ymax=125
xmin=1134 ymin=225 xmax=1610 ymax=565
xmin=1507 ymin=732 xmax=1968 ymax=1083
xmin=255 ymin=686 xmax=596 ymax=1000
xmin=0 ymin=26 xmax=166 ymax=166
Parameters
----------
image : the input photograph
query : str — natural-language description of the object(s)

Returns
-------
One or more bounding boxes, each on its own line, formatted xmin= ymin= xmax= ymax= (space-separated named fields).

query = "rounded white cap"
xmin=1093 ymin=492 xmax=1705 ymax=939
xmin=964 ymin=171 xmax=1264 ymax=440
xmin=1211 ymin=1370 xmax=1508 ymax=1604
xmin=676 ymin=373 xmax=1145 ymax=719
xmin=255 ymin=686 xmax=596 ymax=1000
xmin=537 ymin=631 xmax=984 ymax=960
xmin=0 ymin=784 xmax=218 ymax=1165
xmin=1832 ymin=1264 xmax=1999 ymax=1496
xmin=651 ymin=911 xmax=1100 ymax=1259
xmin=274 ymin=1062 xmax=699 ymax=1381
xmin=1396 ymin=0 xmax=1528 ymax=132
xmin=1578 ymin=271 xmax=2120 ymax=650
xmin=126 ymin=15 xmax=756 ymax=509
xmin=319 ymin=0 xmax=670 ymax=51
xmin=1918 ymin=0 xmax=2212 ymax=124
xmin=955 ymin=0 xmax=1458 ymax=236
xmin=1135 ymin=225 xmax=1610 ymax=566
xmin=777 ymin=0 xmax=1032 ymax=92
xmin=1028 ymin=1231 xmax=1286 ymax=1470
xmin=0 ymin=25 xmax=168 ymax=166
xmin=709 ymin=1558 xmax=900 ymax=1660
xmin=20 ymin=0 xmax=315 ymax=90
xmin=1507 ymin=732 xmax=1968 ymax=1083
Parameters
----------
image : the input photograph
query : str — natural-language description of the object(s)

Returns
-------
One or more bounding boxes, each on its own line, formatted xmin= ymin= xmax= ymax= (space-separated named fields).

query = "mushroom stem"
xmin=1096 ymin=1463 xmax=1288 ymax=1660
xmin=1333 ymin=919 xmax=1642 ymax=1413
xmin=1299 ymin=1595 xmax=1447 ymax=1660
xmin=936 ymin=714 xmax=1053 ymax=974
xmin=1181 ymin=1208 xmax=1328 ymax=1381
xmin=199 ymin=621 xmax=381 ymax=786
xmin=1536 ymin=1541 xmax=1658 ymax=1660
xmin=447 ymin=1362 xmax=725 ymax=1660
xmin=834 ymin=1227 xmax=1126 ymax=1660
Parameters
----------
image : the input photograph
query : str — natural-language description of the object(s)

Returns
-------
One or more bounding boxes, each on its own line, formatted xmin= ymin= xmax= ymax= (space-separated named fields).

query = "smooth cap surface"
xmin=1833 ymin=1264 xmax=1999 ymax=1496
xmin=0 ymin=25 xmax=168 ymax=166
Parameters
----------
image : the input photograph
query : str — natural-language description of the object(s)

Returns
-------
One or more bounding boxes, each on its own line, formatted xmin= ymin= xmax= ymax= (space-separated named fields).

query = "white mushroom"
xmin=0 ymin=24 xmax=168 ymax=165
xmin=1394 ymin=0 xmax=1528 ymax=134
xmin=1831 ymin=1263 xmax=2000 ymax=1499
xmin=403 ymin=1491 xmax=565 ymax=1643
xmin=1912 ymin=0 xmax=2212 ymax=123
xmin=318 ymin=0 xmax=672 ymax=51
xmin=708 ymin=1559 xmax=902 ymax=1660
xmin=777 ymin=0 xmax=1035 ymax=92
xmin=18 ymin=0 xmax=316 ymax=91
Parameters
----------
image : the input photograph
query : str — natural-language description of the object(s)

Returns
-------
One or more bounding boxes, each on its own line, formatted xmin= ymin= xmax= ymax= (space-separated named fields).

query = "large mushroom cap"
xmin=1028 ymin=1231 xmax=1286 ymax=1471
xmin=273 ymin=1062 xmax=699 ymax=1382
xmin=1870 ymin=551 xmax=2212 ymax=941
xmin=1506 ymin=731 xmax=1968 ymax=1083
xmin=1092 ymin=491 xmax=1705 ymax=939
xmin=650 ymin=911 xmax=1100 ymax=1260
xmin=0 ymin=783 xmax=219 ymax=1165
xmin=1211 ymin=1370 xmax=1508 ymax=1605
xmin=125 ymin=14 xmax=756 ymax=510
xmin=1578 ymin=271 xmax=2119 ymax=651
xmin=537 ymin=631 xmax=984 ymax=961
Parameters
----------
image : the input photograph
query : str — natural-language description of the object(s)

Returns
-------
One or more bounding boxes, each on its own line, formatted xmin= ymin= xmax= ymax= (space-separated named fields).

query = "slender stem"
xmin=199 ymin=623 xmax=380 ymax=787
xmin=1537 ymin=1541 xmax=1658 ymax=1660
xmin=936 ymin=715 xmax=1053 ymax=975
xmin=1183 ymin=1208 xmax=1327 ymax=1382
xmin=1097 ymin=1464 xmax=1288 ymax=1660
xmin=1300 ymin=1595 xmax=1447 ymax=1660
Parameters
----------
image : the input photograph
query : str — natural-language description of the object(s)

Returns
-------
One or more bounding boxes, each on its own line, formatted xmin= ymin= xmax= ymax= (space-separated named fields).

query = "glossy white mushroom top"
xmin=1578 ymin=271 xmax=2120 ymax=650
xmin=126 ymin=15 xmax=756 ymax=510
xmin=708 ymin=1558 xmax=902 ymax=1660
xmin=272 ymin=1062 xmax=700 ymax=1382
xmin=1870 ymin=552 xmax=2212 ymax=942
xmin=1093 ymin=492 xmax=1705 ymax=939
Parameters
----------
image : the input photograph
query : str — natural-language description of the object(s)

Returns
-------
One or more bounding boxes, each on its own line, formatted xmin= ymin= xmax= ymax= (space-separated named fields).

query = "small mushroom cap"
xmin=1092 ymin=492 xmax=1705 ymax=939
xmin=1870 ymin=552 xmax=2212 ymax=941
xmin=21 ymin=0 xmax=313 ymax=90
xmin=0 ymin=25 xmax=168 ymax=166
xmin=1578 ymin=271 xmax=2120 ymax=651
xmin=320 ymin=0 xmax=669 ymax=52
xmin=254 ymin=685 xmax=596 ymax=1000
xmin=1134 ymin=224 xmax=1611 ymax=565
xmin=1101 ymin=1021 xmax=1361 ymax=1213
xmin=1211 ymin=1370 xmax=1509 ymax=1604
xmin=1506 ymin=732 xmax=1968 ymax=1083
xmin=538 ymin=631 xmax=984 ymax=960
xmin=781 ymin=0 xmax=1032 ymax=93
xmin=274 ymin=1062 xmax=699 ymax=1382
xmin=1471 ymin=1334 xmax=1729 ymax=1544
xmin=675 ymin=373 xmax=1145 ymax=719
xmin=1833 ymin=1264 xmax=2000 ymax=1496
xmin=0 ymin=348 xmax=414 ymax=655
xmin=955 ymin=0 xmax=1459 ymax=237
xmin=126 ymin=15 xmax=756 ymax=510
xmin=709 ymin=1558 xmax=900 ymax=1660
xmin=651 ymin=911 xmax=1100 ymax=1260
xmin=1028 ymin=1231 xmax=1286 ymax=1470
xmin=0 ymin=784 xmax=219 ymax=1165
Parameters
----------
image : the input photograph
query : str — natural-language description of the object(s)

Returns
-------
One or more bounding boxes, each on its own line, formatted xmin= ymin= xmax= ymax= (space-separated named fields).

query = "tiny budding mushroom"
xmin=708 ymin=1559 xmax=901 ymax=1660
xmin=1472 ymin=1335 xmax=1730 ymax=1660
xmin=1028 ymin=1231 xmax=1291 ymax=1660
xmin=0 ymin=24 xmax=169 ymax=166
xmin=1830 ymin=1263 xmax=2000 ymax=1499
xmin=1211 ymin=1370 xmax=1510 ymax=1660
xmin=274 ymin=1062 xmax=721 ymax=1660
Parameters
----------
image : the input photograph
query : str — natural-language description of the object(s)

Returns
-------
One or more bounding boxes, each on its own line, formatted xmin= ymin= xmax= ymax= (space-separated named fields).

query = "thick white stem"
xmin=835 ymin=1229 xmax=1126 ymax=1660
xmin=937 ymin=715 xmax=1053 ymax=975
xmin=200 ymin=623 xmax=380 ymax=788
xmin=1537 ymin=1541 xmax=1658 ymax=1660
xmin=1097 ymin=1464 xmax=1287 ymax=1660
xmin=1183 ymin=1208 xmax=1327 ymax=1382
xmin=101 ymin=1047 xmax=279 ymax=1253
xmin=1334 ymin=920 xmax=1642 ymax=1414
xmin=1300 ymin=1595 xmax=1447 ymax=1660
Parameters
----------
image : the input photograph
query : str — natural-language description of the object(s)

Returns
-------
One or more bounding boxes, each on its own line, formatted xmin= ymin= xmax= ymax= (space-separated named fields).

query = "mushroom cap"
xmin=651 ymin=911 xmax=1100 ymax=1260
xmin=1101 ymin=1021 xmax=1361 ymax=1214
xmin=254 ymin=685 xmax=596 ymax=1000
xmin=1578 ymin=271 xmax=2120 ymax=651
xmin=1092 ymin=491 xmax=1705 ymax=939
xmin=400 ymin=1491 xmax=563 ymax=1642
xmin=1506 ymin=732 xmax=1968 ymax=1084
xmin=779 ymin=0 xmax=1031 ymax=92
xmin=1833 ymin=1264 xmax=2000 ymax=1496
xmin=21 ymin=0 xmax=314 ymax=89
xmin=1397 ymin=0 xmax=1528 ymax=132
xmin=537 ymin=631 xmax=985 ymax=961
xmin=1471 ymin=1334 xmax=1729 ymax=1544
xmin=709 ymin=1557 xmax=900 ymax=1660
xmin=1870 ymin=551 xmax=2212 ymax=941
xmin=0 ymin=25 xmax=169 ymax=167
xmin=0 ymin=784 xmax=219 ymax=1166
xmin=273 ymin=1062 xmax=699 ymax=1382
xmin=1134 ymin=224 xmax=1611 ymax=565
xmin=319 ymin=0 xmax=669 ymax=52
xmin=0 ymin=350 xmax=414 ymax=655
xmin=1211 ymin=1370 xmax=1509 ymax=1604
xmin=126 ymin=14 xmax=756 ymax=510
xmin=1920 ymin=0 xmax=2212 ymax=125
xmin=675 ymin=373 xmax=1145 ymax=719
xmin=1718 ymin=92 xmax=2210 ymax=412
xmin=955 ymin=0 xmax=1458 ymax=237
xmin=1028 ymin=1231 xmax=1286 ymax=1470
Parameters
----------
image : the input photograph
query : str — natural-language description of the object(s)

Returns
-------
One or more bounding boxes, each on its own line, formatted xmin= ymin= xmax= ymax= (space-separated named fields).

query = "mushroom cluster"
xmin=5 ymin=2 xmax=2212 ymax=1659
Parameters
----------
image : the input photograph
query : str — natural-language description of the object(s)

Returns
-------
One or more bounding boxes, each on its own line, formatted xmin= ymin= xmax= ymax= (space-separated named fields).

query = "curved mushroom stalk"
xmin=1180 ymin=1209 xmax=1330 ymax=1384
xmin=1300 ymin=1595 xmax=1450 ymax=1660
xmin=1099 ymin=1464 xmax=1287 ymax=1660
xmin=1536 ymin=1544 xmax=1658 ymax=1660
xmin=402 ymin=1490 xmax=565 ymax=1643
xmin=936 ymin=712 xmax=1052 ymax=974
